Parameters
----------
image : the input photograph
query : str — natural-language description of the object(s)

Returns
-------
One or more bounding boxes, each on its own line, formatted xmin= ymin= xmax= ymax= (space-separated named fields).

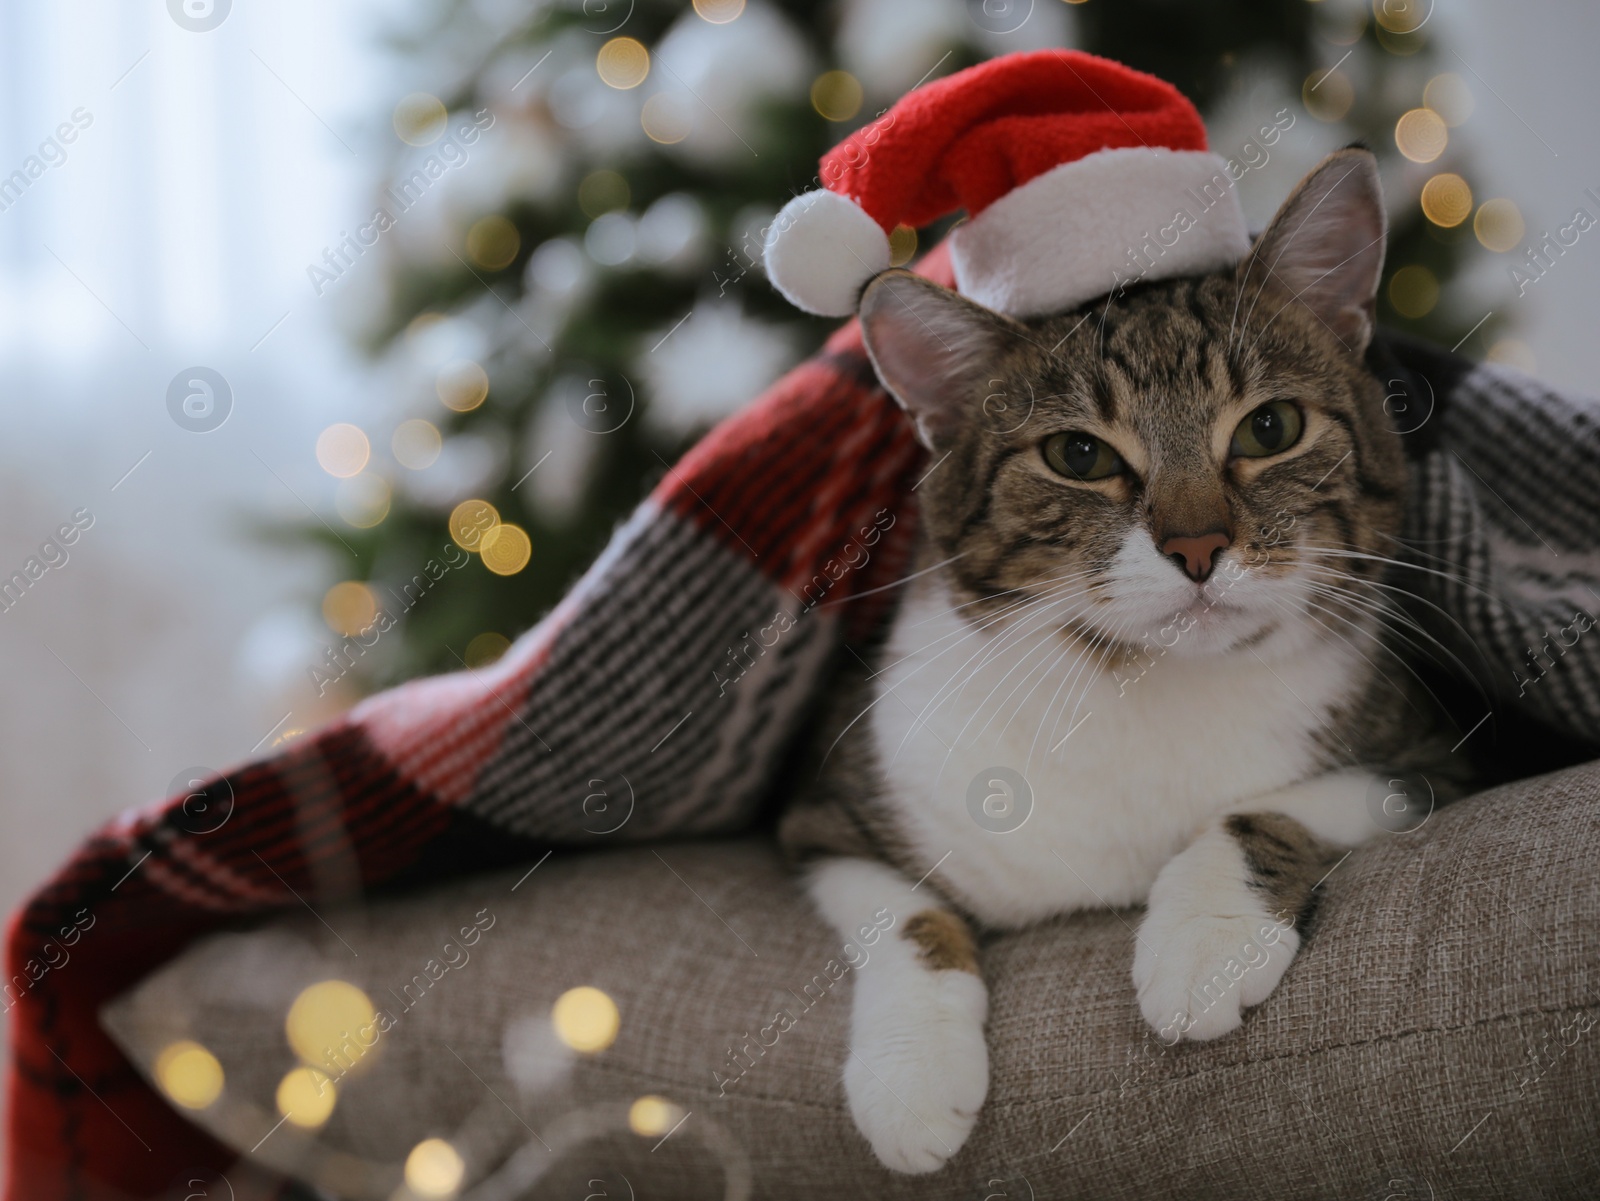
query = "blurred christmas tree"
xmin=301 ymin=0 xmax=1500 ymax=692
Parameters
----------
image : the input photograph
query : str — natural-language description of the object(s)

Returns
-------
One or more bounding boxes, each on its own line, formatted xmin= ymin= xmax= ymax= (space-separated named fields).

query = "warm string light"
xmin=322 ymin=581 xmax=377 ymax=637
xmin=466 ymin=215 xmax=520 ymax=270
xmin=1488 ymin=339 xmax=1536 ymax=373
xmin=481 ymin=524 xmax=533 ymax=576
xmin=642 ymin=92 xmax=693 ymax=144
xmin=392 ymin=418 xmax=442 ymax=470
xmin=464 ymin=631 xmax=511 ymax=667
xmin=1388 ymin=265 xmax=1439 ymax=318
xmin=1394 ymin=107 xmax=1447 ymax=163
xmin=1420 ymin=173 xmax=1472 ymax=227
xmin=597 ymin=37 xmax=650 ymax=90
xmin=316 ymin=423 xmax=370 ymax=478
xmin=1372 ymin=0 xmax=1428 ymax=35
xmin=810 ymin=70 xmax=863 ymax=122
xmin=276 ymin=1066 xmax=336 ymax=1129
xmin=393 ymin=93 xmax=447 ymax=146
xmin=1302 ymin=68 xmax=1353 ymax=123
xmin=888 ymin=225 xmax=918 ymax=267
xmin=285 ymin=980 xmax=379 ymax=1075
xmin=437 ymin=361 xmax=489 ymax=412
xmin=551 ymin=985 xmax=620 ymax=1052
xmin=692 ymin=0 xmax=744 ymax=22
xmin=154 ymin=1040 xmax=224 ymax=1109
xmin=1474 ymin=198 xmax=1524 ymax=252
xmin=628 ymin=1094 xmax=684 ymax=1137
xmin=449 ymin=499 xmax=499 ymax=552
xmin=405 ymin=1138 xmax=466 ymax=1199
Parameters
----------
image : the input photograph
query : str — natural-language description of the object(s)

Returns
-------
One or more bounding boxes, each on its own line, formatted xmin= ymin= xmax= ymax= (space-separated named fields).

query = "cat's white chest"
xmin=870 ymin=582 xmax=1360 ymax=928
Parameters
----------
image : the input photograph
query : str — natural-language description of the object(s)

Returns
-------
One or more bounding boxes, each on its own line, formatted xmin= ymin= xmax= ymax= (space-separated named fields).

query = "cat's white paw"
xmin=1132 ymin=827 xmax=1301 ymax=1042
xmin=1133 ymin=909 xmax=1299 ymax=1041
xmin=845 ymin=967 xmax=988 ymax=1174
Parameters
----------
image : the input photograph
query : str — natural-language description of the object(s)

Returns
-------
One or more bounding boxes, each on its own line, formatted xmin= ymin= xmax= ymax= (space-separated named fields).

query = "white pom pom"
xmin=763 ymin=190 xmax=891 ymax=317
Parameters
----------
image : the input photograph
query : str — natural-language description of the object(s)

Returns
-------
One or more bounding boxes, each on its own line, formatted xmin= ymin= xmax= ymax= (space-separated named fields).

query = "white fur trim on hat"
xmin=949 ymin=147 xmax=1252 ymax=318
xmin=764 ymin=189 xmax=892 ymax=318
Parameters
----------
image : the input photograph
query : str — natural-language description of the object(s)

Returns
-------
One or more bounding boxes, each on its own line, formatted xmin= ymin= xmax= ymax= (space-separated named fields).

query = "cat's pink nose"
xmin=1162 ymin=531 xmax=1230 ymax=583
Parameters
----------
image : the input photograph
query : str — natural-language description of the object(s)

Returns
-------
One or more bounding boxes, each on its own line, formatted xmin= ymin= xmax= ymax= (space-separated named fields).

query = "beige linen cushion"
xmin=102 ymin=763 xmax=1600 ymax=1199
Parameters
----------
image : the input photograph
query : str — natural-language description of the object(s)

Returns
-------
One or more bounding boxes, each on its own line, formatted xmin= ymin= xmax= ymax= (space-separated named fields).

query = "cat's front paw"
xmin=1132 ymin=905 xmax=1300 ymax=1042
xmin=845 ymin=968 xmax=988 ymax=1174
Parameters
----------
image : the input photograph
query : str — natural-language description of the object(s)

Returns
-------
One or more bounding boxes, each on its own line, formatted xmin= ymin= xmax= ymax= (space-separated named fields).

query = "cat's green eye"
xmin=1231 ymin=400 xmax=1304 ymax=459
xmin=1043 ymin=432 xmax=1124 ymax=481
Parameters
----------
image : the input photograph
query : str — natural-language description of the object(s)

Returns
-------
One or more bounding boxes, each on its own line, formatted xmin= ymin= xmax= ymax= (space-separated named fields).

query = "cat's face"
xmin=861 ymin=149 xmax=1405 ymax=659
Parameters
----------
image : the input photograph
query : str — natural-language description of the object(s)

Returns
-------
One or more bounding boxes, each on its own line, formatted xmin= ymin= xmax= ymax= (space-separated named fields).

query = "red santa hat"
xmin=764 ymin=50 xmax=1251 ymax=318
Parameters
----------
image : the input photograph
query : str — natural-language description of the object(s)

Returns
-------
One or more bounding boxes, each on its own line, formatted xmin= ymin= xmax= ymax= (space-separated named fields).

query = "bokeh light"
xmin=276 ymin=1067 xmax=337 ymax=1128
xmin=286 ymin=980 xmax=379 ymax=1074
xmin=811 ymin=71 xmax=863 ymax=122
xmin=405 ymin=1138 xmax=465 ymax=1199
xmin=1424 ymin=73 xmax=1474 ymax=126
xmin=336 ymin=475 xmax=392 ymax=529
xmin=1372 ymin=0 xmax=1428 ymax=35
xmin=551 ymin=985 xmax=619 ymax=1053
xmin=1474 ymin=199 xmax=1525 ymax=252
xmin=888 ymin=224 xmax=918 ymax=268
xmin=154 ymin=1040 xmax=224 ymax=1110
xmin=1302 ymin=69 xmax=1354 ymax=123
xmin=693 ymin=0 xmax=745 ymax=22
xmin=465 ymin=631 xmax=512 ymax=668
xmin=596 ymin=38 xmax=650 ymax=90
xmin=322 ymin=581 xmax=377 ymax=637
xmin=480 ymin=523 xmax=533 ymax=575
xmin=641 ymin=93 xmax=693 ymax=144
xmin=1394 ymin=108 xmax=1447 ymax=163
xmin=1420 ymin=173 xmax=1473 ymax=227
xmin=1488 ymin=338 xmax=1536 ymax=373
xmin=437 ymin=361 xmax=490 ymax=412
xmin=1388 ymin=265 xmax=1440 ymax=318
xmin=628 ymin=1094 xmax=683 ymax=1137
xmin=450 ymin=499 xmax=500 ymax=551
xmin=578 ymin=170 xmax=630 ymax=219
xmin=316 ymin=423 xmax=370 ymax=478
xmin=466 ymin=215 xmax=521 ymax=270
xmin=393 ymin=418 xmax=443 ymax=470
xmin=393 ymin=93 xmax=447 ymax=146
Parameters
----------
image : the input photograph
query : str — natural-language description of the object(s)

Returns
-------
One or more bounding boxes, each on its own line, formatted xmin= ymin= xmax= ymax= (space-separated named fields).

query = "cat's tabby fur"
xmin=779 ymin=149 xmax=1468 ymax=1174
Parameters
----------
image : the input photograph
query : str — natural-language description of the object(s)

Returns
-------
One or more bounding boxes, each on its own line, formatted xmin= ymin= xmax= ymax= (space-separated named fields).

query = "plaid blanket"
xmin=7 ymin=244 xmax=1600 ymax=1200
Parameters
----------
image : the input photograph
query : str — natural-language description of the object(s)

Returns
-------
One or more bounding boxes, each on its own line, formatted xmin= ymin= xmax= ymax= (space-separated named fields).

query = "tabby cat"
xmin=779 ymin=149 xmax=1465 ymax=1174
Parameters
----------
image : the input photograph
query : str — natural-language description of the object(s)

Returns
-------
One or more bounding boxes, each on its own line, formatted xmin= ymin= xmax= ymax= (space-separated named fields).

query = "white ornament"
xmin=764 ymin=189 xmax=891 ymax=317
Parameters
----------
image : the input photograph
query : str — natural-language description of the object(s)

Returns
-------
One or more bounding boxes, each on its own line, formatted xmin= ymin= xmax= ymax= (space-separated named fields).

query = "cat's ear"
xmin=1240 ymin=147 xmax=1387 ymax=355
xmin=859 ymin=269 xmax=1025 ymax=449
